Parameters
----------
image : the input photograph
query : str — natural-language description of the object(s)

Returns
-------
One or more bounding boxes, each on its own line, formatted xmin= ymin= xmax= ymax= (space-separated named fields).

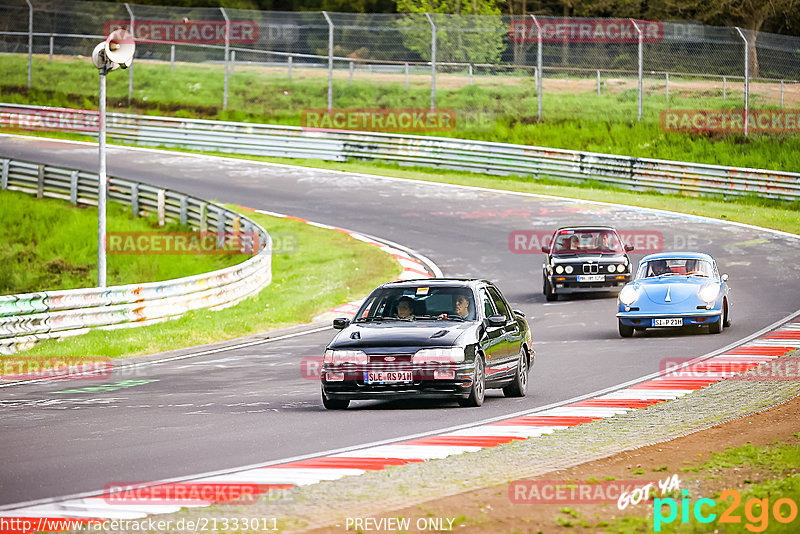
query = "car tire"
xmin=709 ymin=316 xmax=723 ymax=334
xmin=723 ymin=300 xmax=731 ymax=327
xmin=544 ymin=277 xmax=557 ymax=302
xmin=618 ymin=319 xmax=634 ymax=338
xmin=503 ymin=349 xmax=528 ymax=398
xmin=321 ymin=387 xmax=350 ymax=410
xmin=459 ymin=356 xmax=485 ymax=407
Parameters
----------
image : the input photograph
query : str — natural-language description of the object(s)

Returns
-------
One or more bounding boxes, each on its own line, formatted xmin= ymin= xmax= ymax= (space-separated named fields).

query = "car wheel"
xmin=723 ymin=300 xmax=731 ymax=327
xmin=544 ymin=277 xmax=557 ymax=302
xmin=459 ymin=356 xmax=485 ymax=407
xmin=708 ymin=316 xmax=723 ymax=334
xmin=321 ymin=386 xmax=349 ymax=410
xmin=618 ymin=319 xmax=634 ymax=338
xmin=503 ymin=348 xmax=528 ymax=398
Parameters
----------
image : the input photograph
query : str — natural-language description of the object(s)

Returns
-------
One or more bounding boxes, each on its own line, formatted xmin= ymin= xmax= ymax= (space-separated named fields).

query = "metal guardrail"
xmin=3 ymin=103 xmax=798 ymax=200
xmin=0 ymin=155 xmax=273 ymax=355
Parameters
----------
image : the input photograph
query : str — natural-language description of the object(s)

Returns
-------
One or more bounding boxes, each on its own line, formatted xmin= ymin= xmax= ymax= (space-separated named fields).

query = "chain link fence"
xmin=1 ymin=1 xmax=799 ymax=135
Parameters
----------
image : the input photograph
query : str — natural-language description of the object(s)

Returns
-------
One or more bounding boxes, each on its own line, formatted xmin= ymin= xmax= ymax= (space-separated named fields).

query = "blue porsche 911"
xmin=616 ymin=252 xmax=731 ymax=337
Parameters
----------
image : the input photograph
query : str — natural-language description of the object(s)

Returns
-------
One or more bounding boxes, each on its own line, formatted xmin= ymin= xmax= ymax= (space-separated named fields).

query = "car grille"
xmin=583 ymin=264 xmax=599 ymax=274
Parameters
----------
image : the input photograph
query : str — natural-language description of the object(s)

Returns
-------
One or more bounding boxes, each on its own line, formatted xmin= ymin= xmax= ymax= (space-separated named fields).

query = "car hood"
xmin=638 ymin=277 xmax=708 ymax=304
xmin=551 ymin=254 xmax=628 ymax=264
xmin=328 ymin=321 xmax=474 ymax=352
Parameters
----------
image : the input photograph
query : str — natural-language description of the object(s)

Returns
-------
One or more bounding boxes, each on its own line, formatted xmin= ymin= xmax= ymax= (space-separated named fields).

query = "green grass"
xmin=13 ymin=204 xmax=401 ymax=358
xmin=2 ymin=53 xmax=799 ymax=172
xmin=0 ymin=189 xmax=245 ymax=294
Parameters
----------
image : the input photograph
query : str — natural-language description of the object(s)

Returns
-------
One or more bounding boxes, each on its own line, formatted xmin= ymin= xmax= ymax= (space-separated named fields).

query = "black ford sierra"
xmin=321 ymin=279 xmax=534 ymax=409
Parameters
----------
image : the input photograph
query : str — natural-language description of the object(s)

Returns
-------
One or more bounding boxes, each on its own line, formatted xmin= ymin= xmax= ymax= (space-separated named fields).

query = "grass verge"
xmin=0 ymin=189 xmax=245 ymax=294
xmin=15 ymin=205 xmax=401 ymax=359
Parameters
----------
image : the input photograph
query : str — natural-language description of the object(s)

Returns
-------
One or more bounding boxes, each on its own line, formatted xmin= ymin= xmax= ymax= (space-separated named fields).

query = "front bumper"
xmin=321 ymin=362 xmax=474 ymax=400
xmin=548 ymin=274 xmax=631 ymax=293
xmin=617 ymin=310 xmax=722 ymax=328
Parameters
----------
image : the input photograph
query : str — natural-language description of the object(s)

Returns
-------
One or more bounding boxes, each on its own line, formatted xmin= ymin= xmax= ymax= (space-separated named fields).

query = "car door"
xmin=486 ymin=285 xmax=523 ymax=376
xmin=478 ymin=287 xmax=506 ymax=374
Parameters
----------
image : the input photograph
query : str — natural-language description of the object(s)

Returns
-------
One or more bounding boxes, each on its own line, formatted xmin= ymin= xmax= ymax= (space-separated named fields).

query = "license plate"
xmin=365 ymin=371 xmax=413 ymax=383
xmin=653 ymin=318 xmax=683 ymax=327
xmin=577 ymin=275 xmax=605 ymax=282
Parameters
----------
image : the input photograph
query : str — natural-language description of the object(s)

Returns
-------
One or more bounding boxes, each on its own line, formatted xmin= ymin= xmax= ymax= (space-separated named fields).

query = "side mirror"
xmin=487 ymin=314 xmax=507 ymax=327
xmin=513 ymin=309 xmax=526 ymax=318
xmin=541 ymin=245 xmax=550 ymax=254
xmin=624 ymin=244 xmax=634 ymax=252
xmin=333 ymin=318 xmax=350 ymax=329
xmin=721 ymin=273 xmax=728 ymax=282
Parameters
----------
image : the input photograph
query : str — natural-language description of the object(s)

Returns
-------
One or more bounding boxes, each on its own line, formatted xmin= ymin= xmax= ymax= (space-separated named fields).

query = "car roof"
xmin=555 ymin=225 xmax=618 ymax=232
xmin=378 ymin=278 xmax=487 ymax=289
xmin=639 ymin=252 xmax=715 ymax=262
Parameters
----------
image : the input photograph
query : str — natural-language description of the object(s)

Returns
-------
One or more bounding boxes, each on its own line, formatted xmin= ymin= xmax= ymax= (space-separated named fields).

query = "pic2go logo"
xmin=654 ymin=489 xmax=798 ymax=532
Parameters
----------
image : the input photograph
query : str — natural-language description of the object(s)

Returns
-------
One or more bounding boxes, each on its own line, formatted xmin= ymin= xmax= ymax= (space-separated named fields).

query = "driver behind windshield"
xmin=648 ymin=260 xmax=670 ymax=277
xmin=396 ymin=296 xmax=414 ymax=319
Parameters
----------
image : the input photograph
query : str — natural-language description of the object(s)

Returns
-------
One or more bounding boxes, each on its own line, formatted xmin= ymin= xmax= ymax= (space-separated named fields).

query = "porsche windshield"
xmin=638 ymin=258 xmax=715 ymax=279
xmin=354 ymin=286 xmax=477 ymax=322
xmin=551 ymin=229 xmax=624 ymax=255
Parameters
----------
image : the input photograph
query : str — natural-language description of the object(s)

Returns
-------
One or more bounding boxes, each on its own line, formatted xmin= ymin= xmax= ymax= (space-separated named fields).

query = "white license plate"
xmin=365 ymin=371 xmax=413 ymax=383
xmin=577 ymin=275 xmax=605 ymax=282
xmin=653 ymin=318 xmax=684 ymax=327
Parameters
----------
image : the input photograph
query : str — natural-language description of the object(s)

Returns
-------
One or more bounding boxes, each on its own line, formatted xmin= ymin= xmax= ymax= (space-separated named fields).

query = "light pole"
xmin=91 ymin=29 xmax=135 ymax=287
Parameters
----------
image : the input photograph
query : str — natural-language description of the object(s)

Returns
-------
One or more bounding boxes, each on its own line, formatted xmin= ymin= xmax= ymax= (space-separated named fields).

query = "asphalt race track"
xmin=1 ymin=136 xmax=799 ymax=507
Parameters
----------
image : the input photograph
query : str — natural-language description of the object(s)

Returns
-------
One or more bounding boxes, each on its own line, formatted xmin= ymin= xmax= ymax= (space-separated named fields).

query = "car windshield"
xmin=640 ymin=258 xmax=715 ymax=278
xmin=552 ymin=229 xmax=624 ymax=255
xmin=354 ymin=286 xmax=477 ymax=322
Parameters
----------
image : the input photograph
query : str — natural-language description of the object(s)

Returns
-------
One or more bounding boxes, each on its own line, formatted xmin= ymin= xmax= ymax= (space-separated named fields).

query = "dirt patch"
xmin=307 ymin=395 xmax=800 ymax=533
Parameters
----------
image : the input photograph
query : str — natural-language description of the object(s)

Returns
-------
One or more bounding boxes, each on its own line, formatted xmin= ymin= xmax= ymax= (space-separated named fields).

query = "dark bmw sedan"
xmin=321 ymin=279 xmax=534 ymax=409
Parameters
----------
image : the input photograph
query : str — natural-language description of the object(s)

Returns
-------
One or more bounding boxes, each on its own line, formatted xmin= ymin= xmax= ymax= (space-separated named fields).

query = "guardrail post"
xmin=199 ymin=202 xmax=207 ymax=232
xmin=220 ymin=7 xmax=230 ymax=111
xmin=425 ymin=13 xmax=436 ymax=112
xmin=1 ymin=159 xmax=8 ymax=190
xmin=349 ymin=59 xmax=354 ymax=86
xmin=735 ymin=27 xmax=749 ymax=136
xmin=288 ymin=56 xmax=292 ymax=79
xmin=468 ymin=64 xmax=473 ymax=85
xmin=530 ymin=15 xmax=543 ymax=119
xmin=69 ymin=170 xmax=79 ymax=205
xmin=179 ymin=195 xmax=188 ymax=226
xmin=216 ymin=208 xmax=226 ymax=233
xmin=322 ymin=11 xmax=334 ymax=111
xmin=49 ymin=34 xmax=54 ymax=63
xmin=631 ymin=19 xmax=643 ymax=121
xmin=130 ymin=182 xmax=139 ymax=216
xmin=125 ymin=3 xmax=135 ymax=103
xmin=25 ymin=0 xmax=32 ymax=89
xmin=157 ymin=189 xmax=166 ymax=226
xmin=36 ymin=165 xmax=44 ymax=199
xmin=170 ymin=44 xmax=175 ymax=71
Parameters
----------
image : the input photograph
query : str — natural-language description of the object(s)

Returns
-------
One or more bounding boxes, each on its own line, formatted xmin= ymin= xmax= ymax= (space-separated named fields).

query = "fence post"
xmin=530 ymin=15 xmax=542 ymax=120
xmin=36 ymin=165 xmax=44 ymax=199
xmin=157 ymin=189 xmax=166 ymax=226
xmin=425 ymin=12 xmax=436 ymax=111
xmin=231 ymin=50 xmax=236 ymax=76
xmin=220 ymin=7 xmax=230 ymax=110
xmin=170 ymin=44 xmax=175 ymax=71
xmin=131 ymin=182 xmax=139 ymax=216
xmin=780 ymin=80 xmax=784 ymax=108
xmin=1 ymin=159 xmax=8 ymax=190
xmin=597 ymin=69 xmax=601 ymax=96
xmin=665 ymin=72 xmax=669 ymax=101
xmin=288 ymin=55 xmax=292 ymax=79
xmin=468 ymin=63 xmax=473 ymax=85
xmin=723 ymin=75 xmax=727 ymax=100
xmin=125 ymin=3 xmax=135 ymax=103
xmin=735 ymin=27 xmax=749 ymax=136
xmin=49 ymin=34 xmax=53 ymax=63
xmin=405 ymin=62 xmax=409 ymax=89
xmin=631 ymin=19 xmax=643 ymax=121
xmin=322 ymin=11 xmax=334 ymax=111
xmin=349 ymin=59 xmax=354 ymax=86
xmin=70 ymin=170 xmax=79 ymax=205
xmin=25 ymin=0 xmax=33 ymax=89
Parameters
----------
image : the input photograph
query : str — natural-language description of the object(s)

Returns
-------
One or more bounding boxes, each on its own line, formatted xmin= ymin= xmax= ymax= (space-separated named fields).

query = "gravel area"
xmin=103 ymin=352 xmax=800 ymax=533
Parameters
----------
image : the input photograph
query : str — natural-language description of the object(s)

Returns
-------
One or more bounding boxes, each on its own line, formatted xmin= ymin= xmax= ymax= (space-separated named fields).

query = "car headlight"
xmin=619 ymin=285 xmax=639 ymax=306
xmin=323 ymin=349 xmax=368 ymax=364
xmin=699 ymin=284 xmax=720 ymax=304
xmin=565 ymin=265 xmax=573 ymax=274
xmin=608 ymin=264 xmax=617 ymax=272
xmin=413 ymin=347 xmax=465 ymax=364
xmin=618 ymin=264 xmax=626 ymax=273
xmin=555 ymin=265 xmax=564 ymax=274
